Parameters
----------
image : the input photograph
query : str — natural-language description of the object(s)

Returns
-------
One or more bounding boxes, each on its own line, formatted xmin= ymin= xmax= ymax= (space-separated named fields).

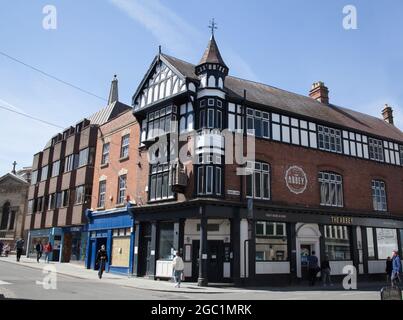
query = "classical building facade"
xmin=0 ymin=166 xmax=31 ymax=247
xmin=25 ymin=77 xmax=131 ymax=263
xmin=123 ymin=34 xmax=403 ymax=286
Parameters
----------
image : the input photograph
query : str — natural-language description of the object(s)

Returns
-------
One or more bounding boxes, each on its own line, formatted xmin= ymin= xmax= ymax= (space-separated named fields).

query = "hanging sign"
xmin=285 ymin=166 xmax=308 ymax=194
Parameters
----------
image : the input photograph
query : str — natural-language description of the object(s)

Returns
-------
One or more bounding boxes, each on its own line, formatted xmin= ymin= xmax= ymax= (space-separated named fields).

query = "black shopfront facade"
xmin=130 ymin=199 xmax=403 ymax=286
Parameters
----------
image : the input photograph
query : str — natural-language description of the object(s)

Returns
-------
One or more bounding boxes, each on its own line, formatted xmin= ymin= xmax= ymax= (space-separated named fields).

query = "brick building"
xmin=119 ymin=34 xmax=403 ymax=286
xmin=85 ymin=108 xmax=138 ymax=274
xmin=25 ymin=77 xmax=131 ymax=263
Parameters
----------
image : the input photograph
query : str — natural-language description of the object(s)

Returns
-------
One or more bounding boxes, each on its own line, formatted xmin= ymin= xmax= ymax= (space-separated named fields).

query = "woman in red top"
xmin=43 ymin=242 xmax=53 ymax=263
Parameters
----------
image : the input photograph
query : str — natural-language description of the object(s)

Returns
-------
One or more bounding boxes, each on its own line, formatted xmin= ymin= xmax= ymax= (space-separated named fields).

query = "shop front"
xmin=132 ymin=200 xmax=242 ymax=286
xmin=250 ymin=206 xmax=403 ymax=285
xmin=61 ymin=226 xmax=88 ymax=263
xmin=85 ymin=206 xmax=135 ymax=275
xmin=27 ymin=227 xmax=63 ymax=262
xmin=131 ymin=199 xmax=403 ymax=286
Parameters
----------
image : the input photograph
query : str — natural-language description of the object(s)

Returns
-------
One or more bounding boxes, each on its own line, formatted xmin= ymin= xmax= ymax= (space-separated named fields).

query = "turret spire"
xmin=108 ymin=75 xmax=119 ymax=105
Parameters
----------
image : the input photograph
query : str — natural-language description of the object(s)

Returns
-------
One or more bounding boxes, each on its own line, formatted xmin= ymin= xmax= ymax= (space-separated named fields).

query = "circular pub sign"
xmin=285 ymin=166 xmax=308 ymax=194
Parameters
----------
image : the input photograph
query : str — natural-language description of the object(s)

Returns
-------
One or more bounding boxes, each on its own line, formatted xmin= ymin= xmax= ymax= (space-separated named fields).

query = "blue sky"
xmin=1 ymin=0 xmax=403 ymax=175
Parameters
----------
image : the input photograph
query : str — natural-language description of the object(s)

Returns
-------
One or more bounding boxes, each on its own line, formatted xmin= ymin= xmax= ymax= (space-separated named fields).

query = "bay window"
xmin=179 ymin=102 xmax=194 ymax=133
xmin=196 ymin=153 xmax=223 ymax=196
xmin=149 ymin=163 xmax=173 ymax=201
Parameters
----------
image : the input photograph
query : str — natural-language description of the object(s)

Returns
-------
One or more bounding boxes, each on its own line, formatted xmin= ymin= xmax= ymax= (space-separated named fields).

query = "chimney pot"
xmin=382 ymin=104 xmax=394 ymax=125
xmin=309 ymin=81 xmax=329 ymax=105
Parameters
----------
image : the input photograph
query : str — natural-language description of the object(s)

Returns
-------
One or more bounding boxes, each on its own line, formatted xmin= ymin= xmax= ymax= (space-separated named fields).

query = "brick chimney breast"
xmin=382 ymin=104 xmax=394 ymax=125
xmin=309 ymin=81 xmax=329 ymax=105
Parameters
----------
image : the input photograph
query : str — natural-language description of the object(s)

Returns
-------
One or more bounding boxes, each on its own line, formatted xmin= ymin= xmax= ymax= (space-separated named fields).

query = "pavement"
xmin=0 ymin=255 xmax=243 ymax=294
xmin=0 ymin=255 xmax=393 ymax=300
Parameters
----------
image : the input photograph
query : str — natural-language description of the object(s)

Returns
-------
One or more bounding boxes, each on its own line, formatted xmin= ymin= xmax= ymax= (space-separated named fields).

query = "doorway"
xmin=138 ymin=223 xmax=152 ymax=277
xmin=192 ymin=240 xmax=224 ymax=283
xmin=296 ymin=224 xmax=321 ymax=279
xmin=300 ymin=244 xmax=313 ymax=281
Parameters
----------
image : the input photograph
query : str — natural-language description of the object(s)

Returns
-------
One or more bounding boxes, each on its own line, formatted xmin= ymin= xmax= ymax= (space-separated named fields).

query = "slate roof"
xmin=162 ymin=54 xmax=403 ymax=142
xmin=198 ymin=35 xmax=228 ymax=67
xmin=88 ymin=101 xmax=131 ymax=125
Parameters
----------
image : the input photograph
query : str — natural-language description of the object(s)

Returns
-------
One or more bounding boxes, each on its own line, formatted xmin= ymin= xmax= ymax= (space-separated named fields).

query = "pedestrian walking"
xmin=307 ymin=251 xmax=320 ymax=286
xmin=172 ymin=251 xmax=185 ymax=288
xmin=3 ymin=243 xmax=10 ymax=257
xmin=386 ymin=256 xmax=393 ymax=284
xmin=43 ymin=242 xmax=53 ymax=263
xmin=0 ymin=241 xmax=4 ymax=257
xmin=391 ymin=250 xmax=402 ymax=288
xmin=321 ymin=255 xmax=333 ymax=287
xmin=15 ymin=238 xmax=24 ymax=262
xmin=96 ymin=245 xmax=108 ymax=279
xmin=35 ymin=241 xmax=43 ymax=263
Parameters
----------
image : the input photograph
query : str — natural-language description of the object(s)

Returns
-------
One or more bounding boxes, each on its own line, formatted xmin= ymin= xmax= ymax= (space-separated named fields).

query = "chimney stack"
xmin=382 ymin=104 xmax=394 ymax=125
xmin=309 ymin=81 xmax=329 ymax=105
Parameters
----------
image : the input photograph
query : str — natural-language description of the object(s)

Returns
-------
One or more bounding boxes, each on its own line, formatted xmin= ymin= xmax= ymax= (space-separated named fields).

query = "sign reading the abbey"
xmin=285 ymin=166 xmax=308 ymax=194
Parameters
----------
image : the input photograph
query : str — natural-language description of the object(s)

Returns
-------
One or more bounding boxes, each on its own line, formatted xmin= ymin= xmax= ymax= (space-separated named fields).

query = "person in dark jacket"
xmin=15 ymin=238 xmax=24 ymax=262
xmin=0 ymin=241 xmax=4 ymax=257
xmin=321 ymin=255 xmax=332 ymax=287
xmin=308 ymin=251 xmax=319 ymax=286
xmin=35 ymin=241 xmax=43 ymax=263
xmin=386 ymin=257 xmax=393 ymax=283
xmin=96 ymin=245 xmax=108 ymax=279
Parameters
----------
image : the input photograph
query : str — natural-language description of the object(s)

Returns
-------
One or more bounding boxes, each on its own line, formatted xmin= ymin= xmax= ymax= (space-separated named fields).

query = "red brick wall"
xmin=222 ymin=138 xmax=403 ymax=215
xmin=93 ymin=114 xmax=403 ymax=216
xmin=91 ymin=110 xmax=140 ymax=210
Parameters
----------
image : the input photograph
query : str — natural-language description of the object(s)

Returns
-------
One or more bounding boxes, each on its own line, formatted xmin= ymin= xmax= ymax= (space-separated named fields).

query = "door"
xmin=62 ymin=233 xmax=72 ymax=263
xmin=300 ymin=244 xmax=312 ymax=280
xmin=192 ymin=240 xmax=224 ymax=282
xmin=138 ymin=223 xmax=152 ymax=277
xmin=207 ymin=241 xmax=224 ymax=282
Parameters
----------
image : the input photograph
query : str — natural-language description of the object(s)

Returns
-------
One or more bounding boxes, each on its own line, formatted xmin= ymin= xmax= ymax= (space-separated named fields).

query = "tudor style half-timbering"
xmin=127 ymin=32 xmax=403 ymax=287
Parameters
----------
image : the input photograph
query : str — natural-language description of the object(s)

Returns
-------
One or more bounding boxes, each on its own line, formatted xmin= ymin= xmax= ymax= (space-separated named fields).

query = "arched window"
xmin=208 ymin=75 xmax=216 ymax=87
xmin=218 ymin=78 xmax=223 ymax=88
xmin=0 ymin=202 xmax=10 ymax=230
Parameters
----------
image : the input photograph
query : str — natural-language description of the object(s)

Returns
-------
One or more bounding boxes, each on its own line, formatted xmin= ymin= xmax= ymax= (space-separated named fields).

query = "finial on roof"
xmin=108 ymin=75 xmax=119 ymax=105
xmin=208 ymin=18 xmax=218 ymax=37
xmin=12 ymin=161 xmax=17 ymax=174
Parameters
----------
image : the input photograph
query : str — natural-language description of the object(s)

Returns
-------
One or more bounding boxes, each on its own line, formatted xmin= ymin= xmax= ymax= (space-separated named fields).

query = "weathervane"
xmin=208 ymin=18 xmax=217 ymax=36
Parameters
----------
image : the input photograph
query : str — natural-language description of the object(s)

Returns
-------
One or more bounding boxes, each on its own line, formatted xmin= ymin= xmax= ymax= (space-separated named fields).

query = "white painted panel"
xmin=197 ymin=89 xmax=225 ymax=99
xmin=368 ymin=260 xmax=387 ymax=274
xmin=359 ymin=264 xmax=364 ymax=274
xmin=224 ymin=262 xmax=231 ymax=278
xmin=156 ymin=260 xmax=173 ymax=278
xmin=329 ymin=261 xmax=353 ymax=275
xmin=184 ymin=262 xmax=192 ymax=278
xmin=256 ymin=262 xmax=290 ymax=275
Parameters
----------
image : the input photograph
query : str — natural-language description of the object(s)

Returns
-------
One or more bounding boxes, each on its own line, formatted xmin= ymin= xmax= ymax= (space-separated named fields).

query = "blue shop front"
xmin=27 ymin=227 xmax=63 ymax=262
xmin=85 ymin=205 xmax=135 ymax=275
